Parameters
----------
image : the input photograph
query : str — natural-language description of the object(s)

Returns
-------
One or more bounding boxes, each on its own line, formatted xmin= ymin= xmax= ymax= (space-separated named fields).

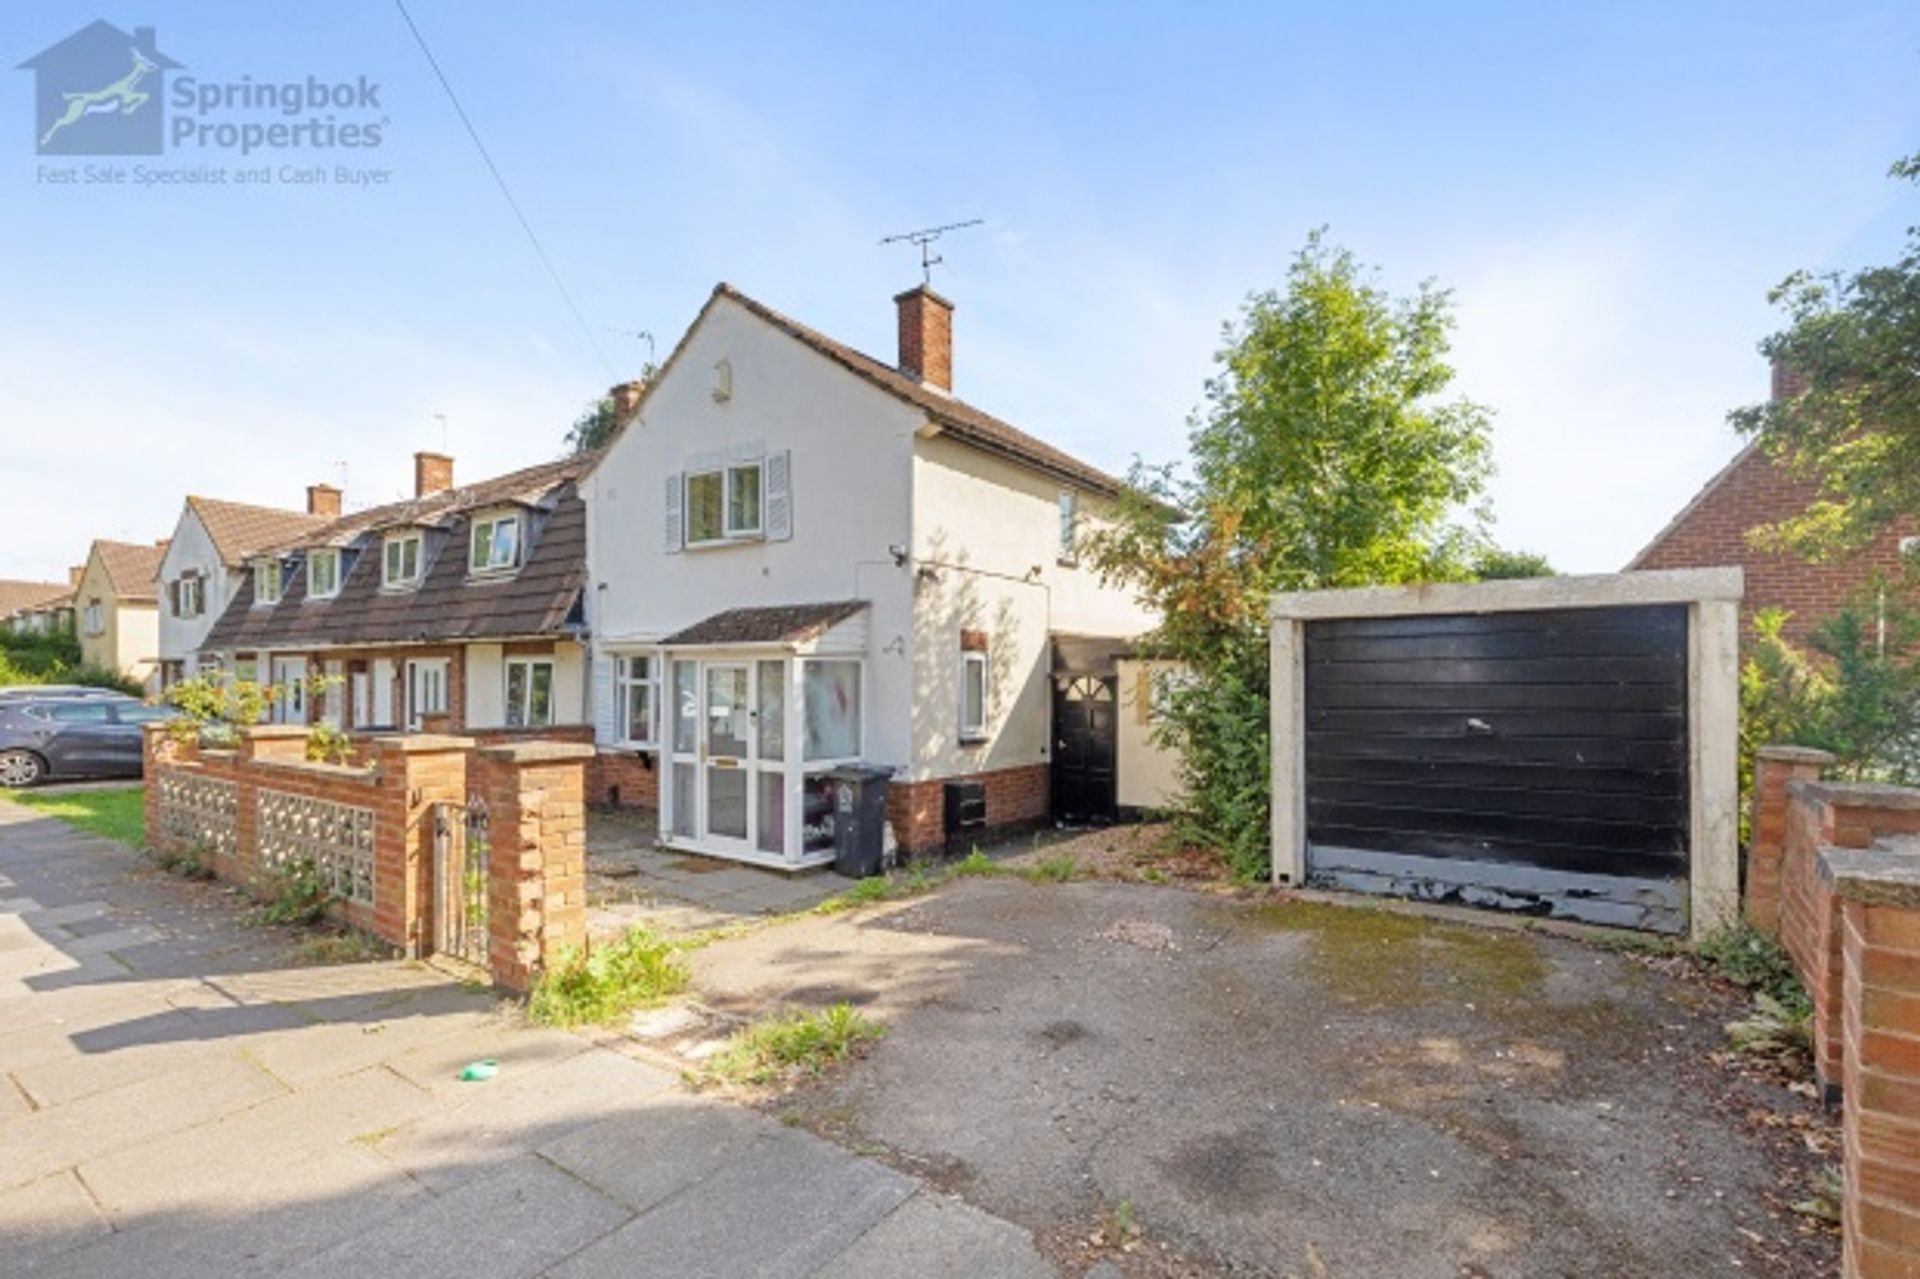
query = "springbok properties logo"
xmin=17 ymin=20 xmax=179 ymax=156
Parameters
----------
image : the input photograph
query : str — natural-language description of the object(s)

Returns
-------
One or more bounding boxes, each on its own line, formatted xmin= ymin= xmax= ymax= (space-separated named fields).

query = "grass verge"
xmin=529 ymin=927 xmax=690 ymax=1026
xmin=704 ymin=1002 xmax=885 ymax=1085
xmin=4 ymin=786 xmax=145 ymax=848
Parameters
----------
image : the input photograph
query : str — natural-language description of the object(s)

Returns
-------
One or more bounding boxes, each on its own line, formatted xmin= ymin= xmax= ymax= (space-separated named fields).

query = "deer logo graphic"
xmin=17 ymin=20 xmax=182 ymax=156
xmin=39 ymin=47 xmax=157 ymax=148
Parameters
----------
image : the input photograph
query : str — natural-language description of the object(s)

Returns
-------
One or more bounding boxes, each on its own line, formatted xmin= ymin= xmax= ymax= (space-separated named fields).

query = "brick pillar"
xmin=1825 ymin=850 xmax=1920 ymax=1277
xmin=140 ymin=723 xmax=182 ymax=848
xmin=475 ymin=741 xmax=593 ymax=992
xmin=367 ymin=734 xmax=472 ymax=956
xmin=1748 ymin=745 xmax=1835 ymax=933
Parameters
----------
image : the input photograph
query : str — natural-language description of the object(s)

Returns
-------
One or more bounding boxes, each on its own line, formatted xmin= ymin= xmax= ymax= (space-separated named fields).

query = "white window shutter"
xmin=765 ymin=451 xmax=792 ymax=542
xmin=594 ymin=654 xmax=619 ymax=745
xmin=664 ymin=473 xmax=684 ymax=552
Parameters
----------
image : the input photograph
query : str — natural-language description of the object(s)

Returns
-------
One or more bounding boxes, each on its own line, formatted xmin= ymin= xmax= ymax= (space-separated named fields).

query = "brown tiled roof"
xmin=694 ymin=284 xmax=1134 ymax=499
xmin=201 ymin=479 xmax=588 ymax=651
xmin=0 ymin=580 xmax=69 ymax=618
xmin=662 ymin=601 xmax=868 ymax=647
xmin=91 ymin=540 xmax=168 ymax=601
xmin=268 ymin=455 xmax=595 ymax=553
xmin=187 ymin=497 xmax=331 ymax=567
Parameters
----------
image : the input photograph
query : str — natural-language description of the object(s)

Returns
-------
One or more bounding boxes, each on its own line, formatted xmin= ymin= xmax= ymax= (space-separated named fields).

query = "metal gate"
xmin=431 ymin=796 xmax=490 ymax=967
xmin=1052 ymin=675 xmax=1118 ymax=826
xmin=1303 ymin=604 xmax=1691 ymax=931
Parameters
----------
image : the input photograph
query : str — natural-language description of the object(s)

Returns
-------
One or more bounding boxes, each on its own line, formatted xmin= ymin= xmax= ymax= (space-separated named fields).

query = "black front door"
xmin=1052 ymin=675 xmax=1118 ymax=826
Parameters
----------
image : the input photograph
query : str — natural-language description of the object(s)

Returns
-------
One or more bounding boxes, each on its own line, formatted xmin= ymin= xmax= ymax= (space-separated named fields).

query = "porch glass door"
xmin=703 ymin=664 xmax=751 ymax=846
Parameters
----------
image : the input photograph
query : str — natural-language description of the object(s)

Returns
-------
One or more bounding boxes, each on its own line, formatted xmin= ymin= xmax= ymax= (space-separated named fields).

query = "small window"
xmin=307 ymin=550 xmax=340 ymax=600
xmin=183 ymin=576 xmax=204 ymax=617
xmin=383 ymin=533 xmax=422 ymax=587
xmin=960 ymin=650 xmax=989 ymax=741
xmin=685 ymin=462 xmax=764 ymax=545
xmin=254 ymin=560 xmax=283 ymax=605
xmin=82 ymin=600 xmax=104 ymax=636
xmin=506 ymin=658 xmax=554 ymax=729
xmin=470 ymin=514 xmax=521 ymax=573
xmin=1058 ymin=491 xmax=1079 ymax=564
xmin=617 ymin=654 xmax=658 ymax=747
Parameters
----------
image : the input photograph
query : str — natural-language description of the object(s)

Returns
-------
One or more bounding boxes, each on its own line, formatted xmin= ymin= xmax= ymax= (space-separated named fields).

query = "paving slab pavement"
xmin=0 ymin=798 xmax=1055 ymax=1278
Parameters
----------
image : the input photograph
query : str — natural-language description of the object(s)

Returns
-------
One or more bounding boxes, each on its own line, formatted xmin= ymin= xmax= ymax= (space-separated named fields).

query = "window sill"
xmin=685 ymin=535 xmax=765 ymax=551
xmin=467 ymin=565 xmax=521 ymax=580
xmin=958 ymin=733 xmax=989 ymax=746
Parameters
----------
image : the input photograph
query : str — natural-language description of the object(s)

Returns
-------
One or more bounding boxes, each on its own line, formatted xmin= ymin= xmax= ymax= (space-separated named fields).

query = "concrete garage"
xmin=1269 ymin=570 xmax=1743 ymax=937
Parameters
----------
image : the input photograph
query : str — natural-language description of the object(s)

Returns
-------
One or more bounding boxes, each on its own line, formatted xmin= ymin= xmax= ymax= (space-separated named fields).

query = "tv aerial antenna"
xmin=600 ymin=326 xmax=656 ymax=366
xmin=881 ymin=218 xmax=984 ymax=286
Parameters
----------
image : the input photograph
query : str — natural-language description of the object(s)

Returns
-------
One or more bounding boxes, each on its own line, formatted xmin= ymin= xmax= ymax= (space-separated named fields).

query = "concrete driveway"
xmin=689 ymin=877 xmax=1839 ymax=1278
xmin=0 ymin=800 xmax=1049 ymax=1278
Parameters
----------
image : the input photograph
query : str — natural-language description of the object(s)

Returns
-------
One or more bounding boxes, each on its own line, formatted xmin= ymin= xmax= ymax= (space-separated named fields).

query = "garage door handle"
xmin=1465 ymin=717 xmax=1493 ymax=735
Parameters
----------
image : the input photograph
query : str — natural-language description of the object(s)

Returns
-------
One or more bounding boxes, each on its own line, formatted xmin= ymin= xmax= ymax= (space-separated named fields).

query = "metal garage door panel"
xmin=1303 ymin=605 xmax=1690 ymax=932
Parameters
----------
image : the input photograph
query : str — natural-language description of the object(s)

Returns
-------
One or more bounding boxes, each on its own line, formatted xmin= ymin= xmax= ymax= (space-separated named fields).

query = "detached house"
xmin=585 ymin=282 xmax=1172 ymax=869
xmin=198 ymin=451 xmax=594 ymax=735
xmin=75 ymin=539 xmax=169 ymax=688
xmin=156 ymin=492 xmax=336 ymax=688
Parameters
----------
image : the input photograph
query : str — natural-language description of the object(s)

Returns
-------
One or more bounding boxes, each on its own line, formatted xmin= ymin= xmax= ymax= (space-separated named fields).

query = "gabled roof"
xmin=0 ymin=580 xmax=70 ymax=618
xmin=662 ymin=600 xmax=868 ymax=647
xmin=88 ymin=540 xmax=167 ymax=602
xmin=186 ymin=497 xmax=331 ymax=568
xmin=1624 ymin=441 xmax=1759 ymax=570
xmin=267 ymin=455 xmax=593 ymax=553
xmin=619 ymin=283 xmax=1141 ymax=502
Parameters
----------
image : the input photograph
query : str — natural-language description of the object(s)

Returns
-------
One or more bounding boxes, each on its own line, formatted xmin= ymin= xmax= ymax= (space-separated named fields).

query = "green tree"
xmin=564 ymin=396 xmax=620 ymax=455
xmin=1472 ymin=547 xmax=1554 ymax=580
xmin=1091 ymin=232 xmax=1495 ymax=878
xmin=1731 ymin=153 xmax=1920 ymax=558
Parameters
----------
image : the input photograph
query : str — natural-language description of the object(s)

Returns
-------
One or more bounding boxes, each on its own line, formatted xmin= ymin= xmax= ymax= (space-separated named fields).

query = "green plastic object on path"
xmin=459 ymin=1059 xmax=498 ymax=1082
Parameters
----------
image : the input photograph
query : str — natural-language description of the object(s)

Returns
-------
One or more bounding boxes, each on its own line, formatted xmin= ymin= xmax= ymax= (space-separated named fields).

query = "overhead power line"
xmin=394 ymin=0 xmax=615 ymax=377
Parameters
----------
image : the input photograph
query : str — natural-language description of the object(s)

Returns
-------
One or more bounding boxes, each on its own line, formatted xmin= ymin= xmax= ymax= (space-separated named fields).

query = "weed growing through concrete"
xmin=153 ymin=840 xmax=216 ymax=881
xmin=258 ymin=857 xmax=333 ymax=926
xmin=1697 ymin=922 xmax=1814 ymax=1066
xmin=290 ymin=929 xmax=387 ymax=966
xmin=704 ymin=1002 xmax=885 ymax=1085
xmin=1020 ymin=853 xmax=1080 ymax=883
xmin=529 ymin=927 xmax=690 ymax=1027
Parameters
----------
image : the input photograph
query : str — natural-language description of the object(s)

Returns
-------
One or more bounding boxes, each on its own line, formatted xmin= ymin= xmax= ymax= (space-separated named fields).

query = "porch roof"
xmin=660 ymin=600 xmax=867 ymax=649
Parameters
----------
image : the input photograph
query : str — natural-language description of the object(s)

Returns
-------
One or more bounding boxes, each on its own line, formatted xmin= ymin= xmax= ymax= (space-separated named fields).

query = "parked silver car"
xmin=0 ymin=695 xmax=176 ymax=787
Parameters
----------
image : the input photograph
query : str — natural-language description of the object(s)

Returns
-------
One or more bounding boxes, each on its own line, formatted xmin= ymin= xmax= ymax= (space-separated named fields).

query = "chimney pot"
xmin=413 ymin=451 xmax=454 ymax=498
xmin=306 ymin=483 xmax=343 ymax=518
xmin=895 ymin=285 xmax=954 ymax=392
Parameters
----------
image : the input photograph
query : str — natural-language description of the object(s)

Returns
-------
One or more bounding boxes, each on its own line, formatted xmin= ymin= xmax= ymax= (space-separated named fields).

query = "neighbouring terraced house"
xmin=582 ymin=282 xmax=1179 ymax=869
xmin=0 ymin=577 xmax=75 ymax=635
xmin=155 ymin=491 xmax=338 ymax=689
xmin=195 ymin=451 xmax=595 ymax=736
xmin=75 ymin=538 xmax=169 ymax=689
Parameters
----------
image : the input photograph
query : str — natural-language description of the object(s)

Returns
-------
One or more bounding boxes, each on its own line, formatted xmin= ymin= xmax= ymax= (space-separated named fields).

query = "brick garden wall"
xmin=886 ymin=762 xmax=1050 ymax=857
xmin=1747 ymin=749 xmax=1920 ymax=1276
xmin=143 ymin=724 xmax=588 ymax=992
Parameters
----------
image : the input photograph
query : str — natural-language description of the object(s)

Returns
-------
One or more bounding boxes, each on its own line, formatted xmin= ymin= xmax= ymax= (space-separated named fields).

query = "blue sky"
xmin=3 ymin=2 xmax=1916 ymax=582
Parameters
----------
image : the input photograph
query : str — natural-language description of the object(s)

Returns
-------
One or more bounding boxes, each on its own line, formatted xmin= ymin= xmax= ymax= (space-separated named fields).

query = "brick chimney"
xmin=609 ymin=379 xmax=646 ymax=427
xmin=67 ymin=565 xmax=83 ymax=589
xmin=306 ymin=484 xmax=343 ymax=518
xmin=895 ymin=285 xmax=953 ymax=391
xmin=1771 ymin=358 xmax=1807 ymax=403
xmin=414 ymin=451 xmax=454 ymax=498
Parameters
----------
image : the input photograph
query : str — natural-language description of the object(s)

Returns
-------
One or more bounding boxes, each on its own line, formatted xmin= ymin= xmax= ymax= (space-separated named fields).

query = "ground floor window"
xmin=505 ymin=658 xmax=554 ymax=728
xmin=617 ymin=654 xmax=658 ymax=747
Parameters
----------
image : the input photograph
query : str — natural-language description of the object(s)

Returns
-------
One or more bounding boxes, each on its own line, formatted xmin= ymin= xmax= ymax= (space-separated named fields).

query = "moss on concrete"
xmin=1236 ymin=899 xmax=1548 ymax=1007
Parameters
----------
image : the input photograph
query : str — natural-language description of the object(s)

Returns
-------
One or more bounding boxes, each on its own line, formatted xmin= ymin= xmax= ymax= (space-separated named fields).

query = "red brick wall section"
xmin=1630 ymin=444 xmax=1914 ymax=646
xmin=586 ymin=749 xmax=661 ymax=808
xmin=474 ymin=741 xmax=593 ymax=992
xmin=885 ymin=763 xmax=1050 ymax=857
xmin=1749 ymin=746 xmax=1837 ymax=932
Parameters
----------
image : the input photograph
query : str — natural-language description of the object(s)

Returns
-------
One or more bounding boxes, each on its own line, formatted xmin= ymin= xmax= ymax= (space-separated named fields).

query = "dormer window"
xmin=307 ymin=548 xmax=341 ymax=600
xmin=253 ymin=559 xmax=283 ymax=605
xmin=469 ymin=513 xmax=522 ymax=574
xmin=383 ymin=533 xmax=422 ymax=588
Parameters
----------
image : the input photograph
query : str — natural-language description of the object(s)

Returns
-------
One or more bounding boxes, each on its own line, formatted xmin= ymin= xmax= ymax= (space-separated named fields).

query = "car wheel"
xmin=0 ymin=749 xmax=46 ymax=788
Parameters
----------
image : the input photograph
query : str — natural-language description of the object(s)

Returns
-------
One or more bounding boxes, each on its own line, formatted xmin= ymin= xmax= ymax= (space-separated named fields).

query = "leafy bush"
xmin=0 ymin=640 xmax=143 ymax=697
xmin=166 ymin=670 xmax=276 ymax=740
xmin=1697 ymin=922 xmax=1803 ymax=1004
xmin=306 ymin=722 xmax=356 ymax=766
xmin=260 ymin=857 xmax=333 ymax=925
xmin=704 ymin=1003 xmax=885 ymax=1084
xmin=528 ymin=927 xmax=690 ymax=1026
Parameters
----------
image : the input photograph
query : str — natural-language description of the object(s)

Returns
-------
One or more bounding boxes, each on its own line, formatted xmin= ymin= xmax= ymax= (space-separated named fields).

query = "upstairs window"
xmin=1058 ymin=490 xmax=1079 ymax=564
xmin=253 ymin=560 xmax=283 ymax=605
xmin=307 ymin=549 xmax=340 ymax=600
xmin=169 ymin=575 xmax=205 ymax=618
xmin=685 ymin=462 xmax=764 ymax=545
xmin=383 ymin=533 xmax=422 ymax=588
xmin=469 ymin=514 xmax=521 ymax=573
